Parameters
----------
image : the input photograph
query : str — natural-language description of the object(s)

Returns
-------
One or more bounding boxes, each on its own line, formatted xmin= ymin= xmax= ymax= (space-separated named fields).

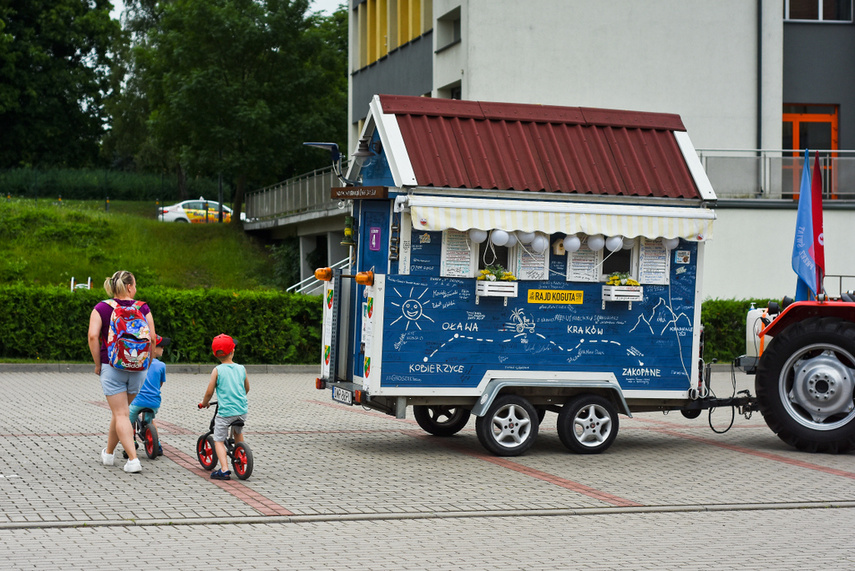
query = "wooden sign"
xmin=331 ymin=186 xmax=388 ymax=200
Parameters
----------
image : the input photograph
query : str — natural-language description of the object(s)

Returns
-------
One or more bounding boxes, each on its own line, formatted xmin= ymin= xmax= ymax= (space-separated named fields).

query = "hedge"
xmin=0 ymin=168 xmax=221 ymax=202
xmin=701 ymin=297 xmax=775 ymax=363
xmin=0 ymin=285 xmax=322 ymax=365
xmin=0 ymin=285 xmax=775 ymax=366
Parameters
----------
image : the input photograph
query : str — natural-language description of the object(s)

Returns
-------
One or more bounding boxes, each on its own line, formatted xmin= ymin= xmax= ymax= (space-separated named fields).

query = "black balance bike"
xmin=196 ymin=402 xmax=253 ymax=480
xmin=123 ymin=408 xmax=160 ymax=460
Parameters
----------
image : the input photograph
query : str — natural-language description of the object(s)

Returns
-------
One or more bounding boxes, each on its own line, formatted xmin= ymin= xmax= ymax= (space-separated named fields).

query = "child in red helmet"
xmin=199 ymin=334 xmax=249 ymax=480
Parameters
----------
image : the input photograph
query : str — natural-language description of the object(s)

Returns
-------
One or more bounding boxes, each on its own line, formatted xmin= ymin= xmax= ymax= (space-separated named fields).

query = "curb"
xmin=0 ymin=363 xmax=318 ymax=374
xmin=2 ymin=501 xmax=853 ymax=530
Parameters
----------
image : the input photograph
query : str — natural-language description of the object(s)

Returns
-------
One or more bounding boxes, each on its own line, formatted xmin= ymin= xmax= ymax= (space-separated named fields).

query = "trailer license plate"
xmin=332 ymin=386 xmax=353 ymax=405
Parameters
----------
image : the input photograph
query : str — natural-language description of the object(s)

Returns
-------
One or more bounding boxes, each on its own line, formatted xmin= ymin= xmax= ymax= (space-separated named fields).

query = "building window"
xmin=437 ymin=6 xmax=461 ymax=51
xmin=784 ymin=0 xmax=853 ymax=21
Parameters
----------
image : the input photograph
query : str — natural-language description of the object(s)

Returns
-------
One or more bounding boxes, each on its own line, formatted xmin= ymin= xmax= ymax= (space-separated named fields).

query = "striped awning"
xmin=400 ymin=195 xmax=715 ymax=241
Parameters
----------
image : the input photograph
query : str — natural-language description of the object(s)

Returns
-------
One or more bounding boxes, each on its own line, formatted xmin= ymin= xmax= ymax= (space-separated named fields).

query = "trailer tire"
xmin=413 ymin=405 xmax=471 ymax=437
xmin=756 ymin=317 xmax=855 ymax=453
xmin=557 ymin=394 xmax=619 ymax=454
xmin=475 ymin=395 xmax=539 ymax=456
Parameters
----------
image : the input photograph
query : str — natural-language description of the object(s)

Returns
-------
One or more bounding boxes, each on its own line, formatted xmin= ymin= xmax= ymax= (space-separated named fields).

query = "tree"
xmin=0 ymin=0 xmax=119 ymax=168
xmin=124 ymin=0 xmax=347 ymax=221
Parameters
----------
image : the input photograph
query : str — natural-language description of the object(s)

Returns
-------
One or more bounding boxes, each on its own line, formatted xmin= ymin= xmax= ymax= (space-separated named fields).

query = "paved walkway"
xmin=0 ymin=368 xmax=853 ymax=569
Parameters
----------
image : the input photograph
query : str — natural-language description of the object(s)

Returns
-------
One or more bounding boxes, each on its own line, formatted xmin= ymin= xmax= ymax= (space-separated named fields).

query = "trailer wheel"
xmin=557 ymin=394 xmax=619 ymax=454
xmin=475 ymin=395 xmax=539 ymax=456
xmin=756 ymin=317 xmax=855 ymax=453
xmin=413 ymin=405 xmax=471 ymax=437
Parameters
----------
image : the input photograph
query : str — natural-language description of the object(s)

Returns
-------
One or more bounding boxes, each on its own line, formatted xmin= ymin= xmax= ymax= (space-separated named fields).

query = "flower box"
xmin=476 ymin=281 xmax=518 ymax=305
xmin=601 ymin=285 xmax=644 ymax=309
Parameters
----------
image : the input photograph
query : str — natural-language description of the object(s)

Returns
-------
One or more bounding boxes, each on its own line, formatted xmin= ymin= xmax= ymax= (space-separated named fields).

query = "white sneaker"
xmin=123 ymin=458 xmax=142 ymax=473
xmin=101 ymin=448 xmax=114 ymax=466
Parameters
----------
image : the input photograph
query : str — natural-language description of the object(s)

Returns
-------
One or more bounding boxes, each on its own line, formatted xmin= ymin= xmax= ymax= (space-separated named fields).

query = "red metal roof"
xmin=378 ymin=95 xmax=700 ymax=199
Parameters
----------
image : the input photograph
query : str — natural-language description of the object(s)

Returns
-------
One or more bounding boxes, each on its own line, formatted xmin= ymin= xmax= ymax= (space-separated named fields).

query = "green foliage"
xmin=0 ymin=167 xmax=220 ymax=202
xmin=118 ymin=0 xmax=347 ymax=216
xmin=701 ymin=298 xmax=775 ymax=363
xmin=0 ymin=284 xmax=322 ymax=364
xmin=267 ymin=238 xmax=301 ymax=290
xmin=0 ymin=0 xmax=120 ymax=168
xmin=0 ymin=199 xmax=277 ymax=289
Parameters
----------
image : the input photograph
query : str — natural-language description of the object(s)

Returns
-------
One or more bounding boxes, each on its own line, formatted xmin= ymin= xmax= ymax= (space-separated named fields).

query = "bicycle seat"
xmin=230 ymin=420 xmax=245 ymax=428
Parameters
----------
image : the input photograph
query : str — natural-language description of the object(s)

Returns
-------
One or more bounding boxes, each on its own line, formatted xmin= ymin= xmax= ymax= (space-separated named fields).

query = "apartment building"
xmin=339 ymin=0 xmax=855 ymax=298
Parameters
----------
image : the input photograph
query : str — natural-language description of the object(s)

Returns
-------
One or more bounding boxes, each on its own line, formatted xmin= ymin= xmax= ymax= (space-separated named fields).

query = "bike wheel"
xmin=143 ymin=423 xmax=159 ymax=459
xmin=232 ymin=442 xmax=253 ymax=480
xmin=196 ymin=434 xmax=217 ymax=470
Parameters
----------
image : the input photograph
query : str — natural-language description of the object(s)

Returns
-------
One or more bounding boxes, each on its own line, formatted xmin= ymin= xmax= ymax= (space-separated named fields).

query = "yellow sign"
xmin=527 ymin=289 xmax=583 ymax=304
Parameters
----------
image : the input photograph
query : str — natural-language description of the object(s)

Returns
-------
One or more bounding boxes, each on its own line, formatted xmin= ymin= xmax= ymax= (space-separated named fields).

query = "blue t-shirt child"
xmin=131 ymin=358 xmax=166 ymax=409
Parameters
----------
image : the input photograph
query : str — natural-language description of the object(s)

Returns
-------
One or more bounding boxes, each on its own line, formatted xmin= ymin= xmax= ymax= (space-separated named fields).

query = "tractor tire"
xmin=755 ymin=317 xmax=855 ymax=453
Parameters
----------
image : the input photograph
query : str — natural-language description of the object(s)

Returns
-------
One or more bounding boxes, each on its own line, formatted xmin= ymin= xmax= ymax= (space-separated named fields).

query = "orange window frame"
xmin=782 ymin=107 xmax=839 ymax=199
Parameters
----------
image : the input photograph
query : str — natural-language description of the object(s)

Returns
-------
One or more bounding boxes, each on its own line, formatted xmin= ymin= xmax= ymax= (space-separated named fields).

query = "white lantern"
xmin=606 ymin=235 xmax=624 ymax=252
xmin=491 ymin=229 xmax=509 ymax=247
xmin=587 ymin=234 xmax=605 ymax=252
xmin=517 ymin=231 xmax=536 ymax=245
xmin=663 ymin=237 xmax=680 ymax=250
xmin=505 ymin=232 xmax=518 ymax=248
xmin=563 ymin=234 xmax=581 ymax=253
xmin=468 ymin=228 xmax=488 ymax=244
xmin=531 ymin=234 xmax=549 ymax=253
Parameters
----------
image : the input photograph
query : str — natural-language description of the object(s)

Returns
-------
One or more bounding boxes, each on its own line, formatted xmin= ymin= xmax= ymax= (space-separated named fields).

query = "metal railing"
xmin=697 ymin=149 xmax=855 ymax=200
xmin=246 ymin=151 xmax=855 ymax=223
xmin=287 ymin=256 xmax=351 ymax=295
xmin=244 ymin=163 xmax=346 ymax=222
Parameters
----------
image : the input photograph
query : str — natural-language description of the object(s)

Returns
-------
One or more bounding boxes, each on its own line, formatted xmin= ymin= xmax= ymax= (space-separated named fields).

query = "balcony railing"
xmin=697 ymin=149 xmax=855 ymax=200
xmin=245 ymin=151 xmax=855 ymax=223
xmin=244 ymin=164 xmax=345 ymax=223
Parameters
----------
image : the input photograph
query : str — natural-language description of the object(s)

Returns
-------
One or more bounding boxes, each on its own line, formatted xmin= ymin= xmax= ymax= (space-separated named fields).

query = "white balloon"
xmin=587 ymin=234 xmax=605 ymax=252
xmin=663 ymin=237 xmax=680 ymax=250
xmin=622 ymin=237 xmax=635 ymax=250
xmin=504 ymin=232 xmax=518 ymax=248
xmin=517 ymin=231 xmax=536 ymax=245
xmin=491 ymin=229 xmax=509 ymax=247
xmin=468 ymin=228 xmax=488 ymax=244
xmin=531 ymin=234 xmax=549 ymax=253
xmin=606 ymin=235 xmax=624 ymax=252
xmin=563 ymin=234 xmax=581 ymax=253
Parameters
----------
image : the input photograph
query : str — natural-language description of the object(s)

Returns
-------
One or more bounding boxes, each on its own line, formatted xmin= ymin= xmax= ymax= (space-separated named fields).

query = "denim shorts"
xmin=213 ymin=414 xmax=247 ymax=442
xmin=99 ymin=364 xmax=146 ymax=397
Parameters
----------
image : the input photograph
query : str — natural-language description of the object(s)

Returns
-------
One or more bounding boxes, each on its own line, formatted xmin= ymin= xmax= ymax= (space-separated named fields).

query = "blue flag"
xmin=792 ymin=149 xmax=816 ymax=300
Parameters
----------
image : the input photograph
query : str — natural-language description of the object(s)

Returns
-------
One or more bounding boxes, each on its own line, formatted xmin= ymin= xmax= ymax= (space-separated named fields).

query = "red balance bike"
xmin=196 ymin=402 xmax=253 ymax=480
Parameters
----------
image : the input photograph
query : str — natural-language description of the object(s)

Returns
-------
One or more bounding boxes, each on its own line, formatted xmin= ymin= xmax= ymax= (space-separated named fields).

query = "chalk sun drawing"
xmin=389 ymin=286 xmax=435 ymax=331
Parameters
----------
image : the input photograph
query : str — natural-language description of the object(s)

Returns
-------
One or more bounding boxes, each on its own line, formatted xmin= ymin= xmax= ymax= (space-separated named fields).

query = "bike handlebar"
xmin=198 ymin=401 xmax=218 ymax=409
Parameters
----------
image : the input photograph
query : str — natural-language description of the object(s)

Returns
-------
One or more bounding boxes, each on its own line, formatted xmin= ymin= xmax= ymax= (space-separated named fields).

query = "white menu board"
xmin=440 ymin=229 xmax=476 ymax=277
xmin=567 ymin=246 xmax=601 ymax=282
xmin=638 ymin=238 xmax=669 ymax=284
xmin=512 ymin=246 xmax=548 ymax=280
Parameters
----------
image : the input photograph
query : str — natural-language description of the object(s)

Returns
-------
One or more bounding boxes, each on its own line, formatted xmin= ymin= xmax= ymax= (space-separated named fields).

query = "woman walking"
xmin=87 ymin=270 xmax=156 ymax=473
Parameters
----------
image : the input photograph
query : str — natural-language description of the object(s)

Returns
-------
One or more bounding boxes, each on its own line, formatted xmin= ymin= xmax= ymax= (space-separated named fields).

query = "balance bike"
xmin=133 ymin=408 xmax=160 ymax=459
xmin=196 ymin=402 xmax=253 ymax=480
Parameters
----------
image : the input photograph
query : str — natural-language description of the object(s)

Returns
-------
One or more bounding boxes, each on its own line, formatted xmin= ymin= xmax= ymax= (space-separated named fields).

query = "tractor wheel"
xmin=755 ymin=317 xmax=855 ymax=453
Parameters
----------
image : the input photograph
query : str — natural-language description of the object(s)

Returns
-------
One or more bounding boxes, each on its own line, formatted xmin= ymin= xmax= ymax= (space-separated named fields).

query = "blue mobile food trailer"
xmin=316 ymin=95 xmax=722 ymax=456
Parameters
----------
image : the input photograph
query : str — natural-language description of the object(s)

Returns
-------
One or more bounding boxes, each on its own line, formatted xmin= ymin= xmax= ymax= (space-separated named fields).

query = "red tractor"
xmin=747 ymin=290 xmax=855 ymax=453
